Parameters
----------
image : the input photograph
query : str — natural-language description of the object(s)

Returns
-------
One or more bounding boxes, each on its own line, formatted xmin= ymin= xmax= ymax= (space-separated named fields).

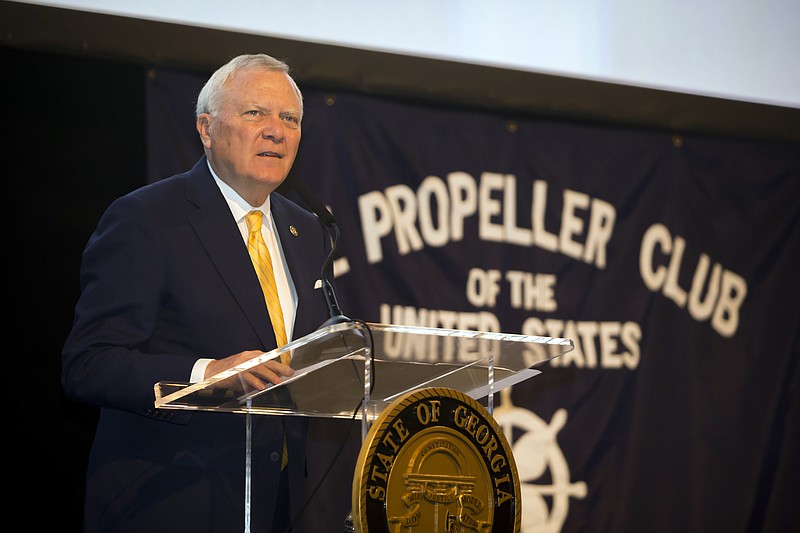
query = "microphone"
xmin=286 ymin=175 xmax=351 ymax=327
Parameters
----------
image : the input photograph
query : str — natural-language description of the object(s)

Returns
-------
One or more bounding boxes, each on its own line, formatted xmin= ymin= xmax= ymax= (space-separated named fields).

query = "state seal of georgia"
xmin=352 ymin=387 xmax=521 ymax=532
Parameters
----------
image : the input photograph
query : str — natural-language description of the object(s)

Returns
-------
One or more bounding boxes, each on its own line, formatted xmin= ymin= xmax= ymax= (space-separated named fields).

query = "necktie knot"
xmin=245 ymin=210 xmax=264 ymax=234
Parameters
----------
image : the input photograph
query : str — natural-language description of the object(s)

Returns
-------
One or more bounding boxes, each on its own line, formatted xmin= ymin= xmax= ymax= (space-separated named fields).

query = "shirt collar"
xmin=207 ymin=160 xmax=272 ymax=224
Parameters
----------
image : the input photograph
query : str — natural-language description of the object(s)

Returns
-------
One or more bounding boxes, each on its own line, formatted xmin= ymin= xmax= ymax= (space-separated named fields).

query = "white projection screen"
xmin=14 ymin=0 xmax=800 ymax=109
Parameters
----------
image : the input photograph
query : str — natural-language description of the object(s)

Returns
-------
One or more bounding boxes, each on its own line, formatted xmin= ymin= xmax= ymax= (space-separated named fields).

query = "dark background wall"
xmin=4 ymin=2 xmax=798 ymax=530
xmin=7 ymin=46 xmax=145 ymax=527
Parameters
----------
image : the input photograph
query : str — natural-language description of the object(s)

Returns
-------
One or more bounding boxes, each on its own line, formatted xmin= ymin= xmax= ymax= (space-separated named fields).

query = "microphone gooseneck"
xmin=287 ymin=175 xmax=350 ymax=327
xmin=281 ymin=177 xmax=375 ymax=533
xmin=319 ymin=221 xmax=349 ymax=326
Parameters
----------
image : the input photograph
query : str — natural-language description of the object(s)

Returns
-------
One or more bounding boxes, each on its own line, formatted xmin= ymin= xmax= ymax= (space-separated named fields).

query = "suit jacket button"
xmin=269 ymin=451 xmax=280 ymax=462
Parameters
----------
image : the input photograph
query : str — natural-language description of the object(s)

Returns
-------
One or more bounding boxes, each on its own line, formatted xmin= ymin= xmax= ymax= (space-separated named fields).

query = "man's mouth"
xmin=257 ymin=151 xmax=282 ymax=158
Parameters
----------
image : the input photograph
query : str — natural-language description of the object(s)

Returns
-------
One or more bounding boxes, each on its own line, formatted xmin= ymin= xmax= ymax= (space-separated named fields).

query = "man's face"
xmin=197 ymin=68 xmax=302 ymax=204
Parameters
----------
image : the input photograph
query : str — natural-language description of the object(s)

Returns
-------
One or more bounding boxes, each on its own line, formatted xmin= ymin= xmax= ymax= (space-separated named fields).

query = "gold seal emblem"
xmin=352 ymin=387 xmax=521 ymax=532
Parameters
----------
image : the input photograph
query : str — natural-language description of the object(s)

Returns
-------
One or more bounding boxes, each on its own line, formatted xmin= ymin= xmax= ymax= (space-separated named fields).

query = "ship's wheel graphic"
xmin=493 ymin=389 xmax=587 ymax=533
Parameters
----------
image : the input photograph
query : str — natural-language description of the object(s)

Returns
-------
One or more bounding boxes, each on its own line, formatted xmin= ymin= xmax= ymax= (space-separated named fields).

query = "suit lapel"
xmin=183 ymin=158 xmax=278 ymax=350
xmin=271 ymin=194 xmax=327 ymax=338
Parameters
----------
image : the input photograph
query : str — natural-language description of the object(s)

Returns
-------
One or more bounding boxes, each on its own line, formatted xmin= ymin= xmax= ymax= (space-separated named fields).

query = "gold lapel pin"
xmin=289 ymin=225 xmax=299 ymax=236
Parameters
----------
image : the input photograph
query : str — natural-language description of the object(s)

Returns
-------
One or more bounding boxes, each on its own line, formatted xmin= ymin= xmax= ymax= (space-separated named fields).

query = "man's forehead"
xmin=225 ymin=70 xmax=302 ymax=107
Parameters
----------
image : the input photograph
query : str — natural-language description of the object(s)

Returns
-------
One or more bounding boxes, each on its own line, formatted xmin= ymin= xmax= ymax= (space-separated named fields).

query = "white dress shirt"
xmin=190 ymin=164 xmax=298 ymax=382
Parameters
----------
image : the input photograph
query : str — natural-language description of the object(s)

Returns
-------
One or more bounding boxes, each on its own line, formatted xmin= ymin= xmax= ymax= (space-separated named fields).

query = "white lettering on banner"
xmin=522 ymin=317 xmax=642 ymax=370
xmin=467 ymin=268 xmax=557 ymax=312
xmin=466 ymin=268 xmax=503 ymax=307
xmin=378 ymin=303 xmax=640 ymax=370
xmin=639 ymin=223 xmax=747 ymax=338
xmin=358 ymin=172 xmax=616 ymax=267
xmin=358 ymin=173 xmax=750 ymax=343
xmin=379 ymin=303 xmax=501 ymax=332
xmin=505 ymin=271 xmax=557 ymax=312
xmin=378 ymin=304 xmax=503 ymax=363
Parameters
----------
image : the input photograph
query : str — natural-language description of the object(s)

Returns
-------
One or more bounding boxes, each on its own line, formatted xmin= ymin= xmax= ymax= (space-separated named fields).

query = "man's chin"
xmin=251 ymin=171 xmax=289 ymax=192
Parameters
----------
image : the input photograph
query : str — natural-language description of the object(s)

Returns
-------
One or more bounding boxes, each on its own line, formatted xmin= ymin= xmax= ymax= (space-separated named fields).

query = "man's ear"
xmin=196 ymin=114 xmax=212 ymax=148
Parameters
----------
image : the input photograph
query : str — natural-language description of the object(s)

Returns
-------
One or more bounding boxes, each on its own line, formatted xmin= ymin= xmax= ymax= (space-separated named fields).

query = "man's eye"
xmin=283 ymin=115 xmax=299 ymax=124
xmin=245 ymin=110 xmax=259 ymax=116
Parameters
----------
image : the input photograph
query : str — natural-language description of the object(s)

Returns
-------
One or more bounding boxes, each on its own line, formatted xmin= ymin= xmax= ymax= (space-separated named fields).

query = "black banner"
xmin=147 ymin=68 xmax=800 ymax=532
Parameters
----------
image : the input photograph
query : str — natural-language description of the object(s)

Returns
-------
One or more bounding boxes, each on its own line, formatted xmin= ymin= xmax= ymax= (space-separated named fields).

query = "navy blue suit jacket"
xmin=62 ymin=157 xmax=331 ymax=532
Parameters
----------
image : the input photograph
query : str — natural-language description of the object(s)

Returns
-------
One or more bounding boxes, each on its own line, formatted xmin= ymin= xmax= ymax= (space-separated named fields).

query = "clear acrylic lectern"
xmin=153 ymin=321 xmax=573 ymax=531
xmin=155 ymin=321 xmax=573 ymax=428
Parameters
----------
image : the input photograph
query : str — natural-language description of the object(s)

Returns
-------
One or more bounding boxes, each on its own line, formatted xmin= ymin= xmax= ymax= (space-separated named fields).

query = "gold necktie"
xmin=245 ymin=210 xmax=289 ymax=355
xmin=245 ymin=210 xmax=290 ymax=469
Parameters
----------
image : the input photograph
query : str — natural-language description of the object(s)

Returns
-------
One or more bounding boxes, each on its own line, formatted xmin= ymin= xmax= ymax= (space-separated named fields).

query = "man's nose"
xmin=261 ymin=116 xmax=284 ymax=142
